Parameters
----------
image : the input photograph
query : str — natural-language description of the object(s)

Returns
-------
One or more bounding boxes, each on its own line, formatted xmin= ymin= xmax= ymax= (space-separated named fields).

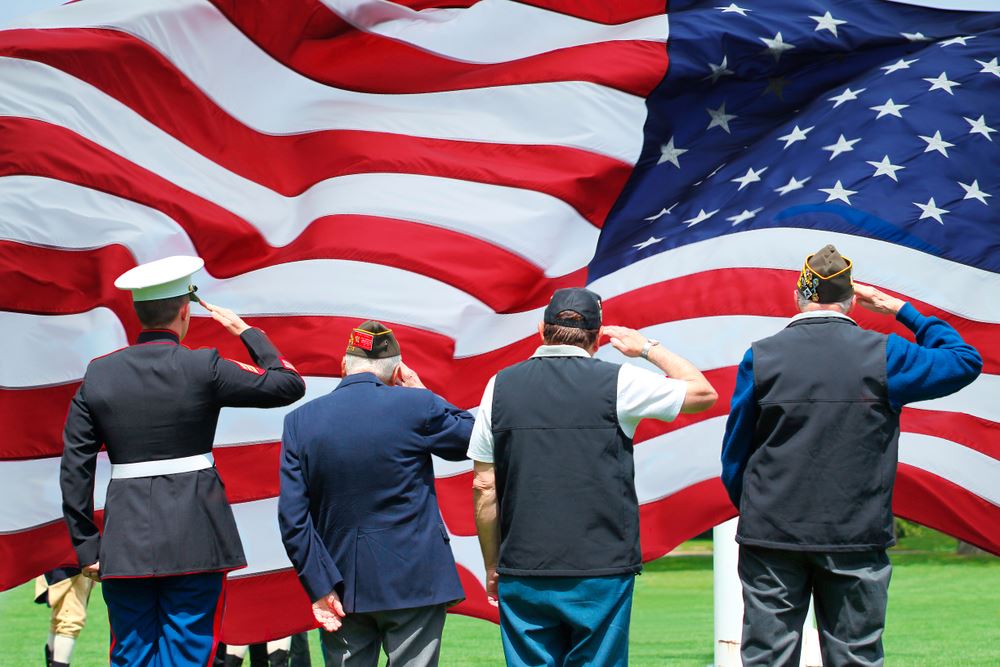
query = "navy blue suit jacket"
xmin=278 ymin=372 xmax=474 ymax=613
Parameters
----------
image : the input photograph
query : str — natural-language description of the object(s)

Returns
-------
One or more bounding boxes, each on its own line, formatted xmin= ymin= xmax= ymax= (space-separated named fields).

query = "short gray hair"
xmin=796 ymin=293 xmax=854 ymax=314
xmin=343 ymin=354 xmax=401 ymax=382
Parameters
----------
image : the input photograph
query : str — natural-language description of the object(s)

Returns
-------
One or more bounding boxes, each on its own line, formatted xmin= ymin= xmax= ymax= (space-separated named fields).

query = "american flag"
xmin=0 ymin=0 xmax=997 ymax=644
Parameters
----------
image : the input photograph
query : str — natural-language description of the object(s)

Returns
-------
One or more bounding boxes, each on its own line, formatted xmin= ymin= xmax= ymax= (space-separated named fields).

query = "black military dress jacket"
xmin=60 ymin=328 xmax=305 ymax=578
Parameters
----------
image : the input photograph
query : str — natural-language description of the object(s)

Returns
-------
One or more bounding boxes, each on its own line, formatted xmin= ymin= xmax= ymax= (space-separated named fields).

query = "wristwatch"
xmin=640 ymin=338 xmax=660 ymax=360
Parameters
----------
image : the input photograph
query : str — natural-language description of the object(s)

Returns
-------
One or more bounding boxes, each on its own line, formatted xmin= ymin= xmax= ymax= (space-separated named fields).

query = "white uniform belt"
xmin=111 ymin=453 xmax=215 ymax=479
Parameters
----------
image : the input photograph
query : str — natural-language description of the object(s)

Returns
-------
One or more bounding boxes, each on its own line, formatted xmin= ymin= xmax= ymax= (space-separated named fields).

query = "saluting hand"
xmin=854 ymin=284 xmax=905 ymax=316
xmin=312 ymin=590 xmax=347 ymax=632
xmin=394 ymin=361 xmax=426 ymax=389
xmin=602 ymin=325 xmax=649 ymax=358
xmin=200 ymin=301 xmax=251 ymax=336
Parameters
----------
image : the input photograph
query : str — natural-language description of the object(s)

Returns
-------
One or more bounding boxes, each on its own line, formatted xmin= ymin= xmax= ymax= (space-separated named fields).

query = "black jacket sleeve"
xmin=60 ymin=382 xmax=103 ymax=567
xmin=211 ymin=327 xmax=306 ymax=407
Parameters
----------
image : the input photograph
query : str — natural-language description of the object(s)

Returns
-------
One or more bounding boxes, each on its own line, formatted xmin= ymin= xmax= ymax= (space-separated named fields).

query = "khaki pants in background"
xmin=34 ymin=574 xmax=95 ymax=638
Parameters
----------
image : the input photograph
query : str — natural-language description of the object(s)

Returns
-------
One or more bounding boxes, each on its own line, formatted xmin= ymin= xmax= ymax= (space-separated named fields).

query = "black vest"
xmin=738 ymin=316 xmax=900 ymax=551
xmin=492 ymin=354 xmax=642 ymax=576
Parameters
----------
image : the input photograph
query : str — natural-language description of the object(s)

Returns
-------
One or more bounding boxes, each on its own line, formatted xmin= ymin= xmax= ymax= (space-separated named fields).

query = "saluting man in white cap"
xmin=59 ymin=256 xmax=306 ymax=667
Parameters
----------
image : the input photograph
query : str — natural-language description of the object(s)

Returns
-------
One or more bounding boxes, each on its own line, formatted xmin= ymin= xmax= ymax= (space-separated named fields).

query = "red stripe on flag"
xmin=640 ymin=478 xmax=735 ymax=560
xmin=207 ymin=0 xmax=666 ymax=94
xmin=0 ymin=38 xmax=630 ymax=225
xmin=894 ymin=464 xmax=1000 ymax=555
xmin=222 ymin=569 xmax=316 ymax=645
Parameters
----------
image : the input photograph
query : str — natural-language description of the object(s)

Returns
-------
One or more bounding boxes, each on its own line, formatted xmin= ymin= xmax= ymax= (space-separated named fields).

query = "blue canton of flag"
xmin=591 ymin=0 xmax=1000 ymax=279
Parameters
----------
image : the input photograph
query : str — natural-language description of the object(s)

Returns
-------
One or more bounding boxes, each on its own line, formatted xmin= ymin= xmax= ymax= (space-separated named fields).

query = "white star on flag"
xmin=810 ymin=11 xmax=847 ymax=37
xmin=914 ymin=197 xmax=949 ymax=223
xmin=731 ymin=166 xmax=767 ymax=190
xmin=881 ymin=58 xmax=917 ymax=75
xmin=716 ymin=3 xmax=750 ymax=15
xmin=965 ymin=115 xmax=996 ymax=141
xmin=682 ymin=208 xmax=720 ymax=227
xmin=870 ymin=99 xmax=909 ymax=119
xmin=919 ymin=131 xmax=954 ymax=157
xmin=633 ymin=236 xmax=664 ymax=250
xmin=822 ymin=134 xmax=861 ymax=160
xmin=819 ymin=180 xmax=857 ymax=205
xmin=706 ymin=56 xmax=734 ymax=83
xmin=902 ymin=32 xmax=931 ymax=42
xmin=777 ymin=125 xmax=814 ymax=149
xmin=828 ymin=87 xmax=865 ymax=108
xmin=867 ymin=155 xmax=905 ymax=182
xmin=657 ymin=137 xmax=688 ymax=168
xmin=775 ymin=175 xmax=811 ymax=196
xmin=760 ymin=32 xmax=795 ymax=62
xmin=939 ymin=35 xmax=974 ymax=47
xmin=706 ymin=102 xmax=738 ymax=133
xmin=726 ymin=207 xmax=764 ymax=226
xmin=924 ymin=72 xmax=960 ymax=95
xmin=959 ymin=180 xmax=992 ymax=206
xmin=644 ymin=204 xmax=678 ymax=221
xmin=976 ymin=58 xmax=1000 ymax=78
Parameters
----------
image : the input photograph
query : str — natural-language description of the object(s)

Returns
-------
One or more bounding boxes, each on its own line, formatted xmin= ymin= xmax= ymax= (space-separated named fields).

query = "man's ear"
xmin=537 ymin=321 xmax=545 ymax=342
xmin=179 ymin=302 xmax=190 ymax=323
xmin=391 ymin=363 xmax=402 ymax=386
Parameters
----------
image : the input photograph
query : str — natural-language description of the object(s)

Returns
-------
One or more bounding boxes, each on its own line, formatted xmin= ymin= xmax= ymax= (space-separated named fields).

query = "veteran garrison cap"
xmin=797 ymin=244 xmax=854 ymax=304
xmin=544 ymin=288 xmax=603 ymax=329
xmin=114 ymin=255 xmax=204 ymax=302
xmin=346 ymin=320 xmax=401 ymax=359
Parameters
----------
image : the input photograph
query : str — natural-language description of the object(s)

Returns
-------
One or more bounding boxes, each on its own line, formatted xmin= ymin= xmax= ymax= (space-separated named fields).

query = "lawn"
xmin=3 ymin=537 xmax=997 ymax=666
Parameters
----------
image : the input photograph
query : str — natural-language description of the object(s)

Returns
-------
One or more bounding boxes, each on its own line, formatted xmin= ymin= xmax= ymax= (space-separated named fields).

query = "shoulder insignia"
xmin=280 ymin=358 xmax=298 ymax=373
xmin=227 ymin=359 xmax=265 ymax=375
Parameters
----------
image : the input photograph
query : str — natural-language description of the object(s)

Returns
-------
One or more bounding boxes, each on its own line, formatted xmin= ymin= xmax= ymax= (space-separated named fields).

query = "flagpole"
xmin=713 ymin=518 xmax=742 ymax=667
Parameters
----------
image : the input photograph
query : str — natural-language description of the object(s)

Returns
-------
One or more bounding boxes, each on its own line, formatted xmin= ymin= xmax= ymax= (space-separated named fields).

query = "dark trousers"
xmin=103 ymin=572 xmax=226 ymax=667
xmin=498 ymin=574 xmax=634 ymax=667
xmin=739 ymin=546 xmax=891 ymax=667
xmin=319 ymin=605 xmax=446 ymax=667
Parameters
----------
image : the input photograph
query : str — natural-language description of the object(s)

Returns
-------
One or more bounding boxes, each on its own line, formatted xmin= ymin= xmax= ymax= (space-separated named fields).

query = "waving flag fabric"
xmin=0 ymin=0 xmax=996 ymax=643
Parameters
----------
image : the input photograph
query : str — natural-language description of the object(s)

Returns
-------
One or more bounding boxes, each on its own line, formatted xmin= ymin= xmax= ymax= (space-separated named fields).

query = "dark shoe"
xmin=224 ymin=655 xmax=244 ymax=667
xmin=269 ymin=650 xmax=289 ymax=667
xmin=52 ymin=662 xmax=69 ymax=667
xmin=44 ymin=644 xmax=53 ymax=667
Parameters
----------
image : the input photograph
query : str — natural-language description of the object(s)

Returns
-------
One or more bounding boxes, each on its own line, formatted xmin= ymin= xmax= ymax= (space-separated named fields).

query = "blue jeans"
xmin=498 ymin=574 xmax=635 ymax=667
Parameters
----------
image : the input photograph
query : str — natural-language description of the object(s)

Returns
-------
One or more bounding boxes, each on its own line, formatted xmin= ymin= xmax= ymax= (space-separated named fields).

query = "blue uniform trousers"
xmin=498 ymin=574 xmax=634 ymax=667
xmin=103 ymin=572 xmax=226 ymax=667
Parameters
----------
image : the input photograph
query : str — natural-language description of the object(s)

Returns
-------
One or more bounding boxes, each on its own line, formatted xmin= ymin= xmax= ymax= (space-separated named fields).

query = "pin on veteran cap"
xmin=114 ymin=255 xmax=205 ymax=302
xmin=346 ymin=320 xmax=401 ymax=359
xmin=544 ymin=287 xmax=603 ymax=329
xmin=797 ymin=244 xmax=854 ymax=304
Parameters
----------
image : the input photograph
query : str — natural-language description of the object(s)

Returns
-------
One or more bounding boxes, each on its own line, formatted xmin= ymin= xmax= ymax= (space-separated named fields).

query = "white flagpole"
xmin=713 ymin=518 xmax=743 ymax=667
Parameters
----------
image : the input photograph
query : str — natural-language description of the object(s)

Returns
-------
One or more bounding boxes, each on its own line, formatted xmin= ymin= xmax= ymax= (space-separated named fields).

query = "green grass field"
xmin=3 ymin=535 xmax=997 ymax=666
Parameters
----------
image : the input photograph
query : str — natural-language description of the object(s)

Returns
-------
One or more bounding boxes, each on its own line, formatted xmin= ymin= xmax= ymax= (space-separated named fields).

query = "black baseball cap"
xmin=544 ymin=288 xmax=603 ymax=329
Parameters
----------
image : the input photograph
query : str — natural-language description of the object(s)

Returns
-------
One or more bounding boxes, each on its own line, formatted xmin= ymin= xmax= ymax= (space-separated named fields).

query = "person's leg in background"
xmin=47 ymin=574 xmax=95 ymax=667
xmin=289 ymin=632 xmax=312 ymax=667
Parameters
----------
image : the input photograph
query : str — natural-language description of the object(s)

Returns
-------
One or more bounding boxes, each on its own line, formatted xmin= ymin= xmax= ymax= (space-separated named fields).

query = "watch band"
xmin=641 ymin=338 xmax=660 ymax=359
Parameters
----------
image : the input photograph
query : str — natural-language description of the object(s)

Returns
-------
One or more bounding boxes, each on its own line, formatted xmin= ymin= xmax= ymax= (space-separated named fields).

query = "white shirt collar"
xmin=789 ymin=310 xmax=856 ymax=324
xmin=530 ymin=344 xmax=593 ymax=358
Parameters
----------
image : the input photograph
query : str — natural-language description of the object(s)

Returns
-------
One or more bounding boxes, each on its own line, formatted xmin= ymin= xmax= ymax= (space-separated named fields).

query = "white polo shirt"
xmin=467 ymin=344 xmax=688 ymax=463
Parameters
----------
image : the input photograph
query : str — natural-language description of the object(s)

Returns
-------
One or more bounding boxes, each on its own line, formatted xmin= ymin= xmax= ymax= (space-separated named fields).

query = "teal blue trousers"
xmin=498 ymin=574 xmax=635 ymax=667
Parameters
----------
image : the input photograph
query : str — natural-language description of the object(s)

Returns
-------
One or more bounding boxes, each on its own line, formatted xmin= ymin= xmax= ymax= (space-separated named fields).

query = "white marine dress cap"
xmin=114 ymin=255 xmax=205 ymax=302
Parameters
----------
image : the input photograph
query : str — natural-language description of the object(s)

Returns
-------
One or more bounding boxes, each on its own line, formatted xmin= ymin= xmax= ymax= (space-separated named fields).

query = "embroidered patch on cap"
xmin=350 ymin=331 xmax=375 ymax=351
